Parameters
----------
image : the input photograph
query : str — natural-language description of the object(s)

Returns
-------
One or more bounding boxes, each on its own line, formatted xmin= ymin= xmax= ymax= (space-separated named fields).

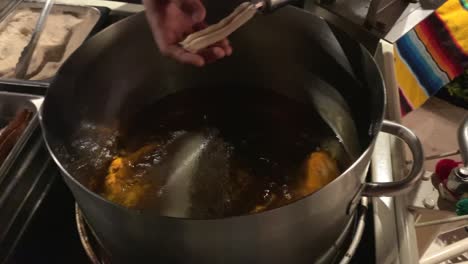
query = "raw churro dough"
xmin=0 ymin=7 xmax=83 ymax=80
xmin=180 ymin=2 xmax=257 ymax=53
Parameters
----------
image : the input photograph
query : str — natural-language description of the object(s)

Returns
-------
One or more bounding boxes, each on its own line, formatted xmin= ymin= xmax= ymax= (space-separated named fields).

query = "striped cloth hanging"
xmin=394 ymin=0 xmax=468 ymax=115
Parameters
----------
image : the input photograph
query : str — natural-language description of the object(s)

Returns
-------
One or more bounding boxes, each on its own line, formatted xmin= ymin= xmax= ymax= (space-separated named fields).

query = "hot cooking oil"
xmin=62 ymin=86 xmax=351 ymax=218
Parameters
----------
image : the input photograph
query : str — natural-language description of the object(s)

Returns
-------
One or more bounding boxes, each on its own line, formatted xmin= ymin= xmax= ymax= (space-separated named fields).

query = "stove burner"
xmin=75 ymin=198 xmax=368 ymax=264
xmin=75 ymin=204 xmax=111 ymax=264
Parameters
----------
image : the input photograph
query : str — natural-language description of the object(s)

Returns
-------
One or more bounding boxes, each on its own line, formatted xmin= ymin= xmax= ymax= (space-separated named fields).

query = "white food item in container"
xmin=180 ymin=2 xmax=257 ymax=53
xmin=0 ymin=5 xmax=96 ymax=80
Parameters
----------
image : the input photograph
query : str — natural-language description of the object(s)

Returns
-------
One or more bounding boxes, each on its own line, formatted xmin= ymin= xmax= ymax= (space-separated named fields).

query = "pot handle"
xmin=362 ymin=120 xmax=424 ymax=196
xmin=458 ymin=116 xmax=468 ymax=167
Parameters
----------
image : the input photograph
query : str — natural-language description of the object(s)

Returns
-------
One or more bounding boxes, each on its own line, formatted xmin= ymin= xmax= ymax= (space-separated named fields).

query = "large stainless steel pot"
xmin=40 ymin=7 xmax=424 ymax=264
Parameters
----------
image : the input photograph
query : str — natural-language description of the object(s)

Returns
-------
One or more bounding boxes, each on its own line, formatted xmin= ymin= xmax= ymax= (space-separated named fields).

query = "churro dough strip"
xmin=182 ymin=4 xmax=256 ymax=53
xmin=180 ymin=2 xmax=250 ymax=46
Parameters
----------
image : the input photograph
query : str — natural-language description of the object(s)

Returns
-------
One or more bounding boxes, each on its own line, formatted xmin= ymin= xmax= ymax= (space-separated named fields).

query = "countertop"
xmin=403 ymin=97 xmax=467 ymax=171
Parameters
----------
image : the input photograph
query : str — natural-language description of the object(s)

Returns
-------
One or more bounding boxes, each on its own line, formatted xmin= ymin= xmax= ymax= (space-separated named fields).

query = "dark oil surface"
xmin=64 ymin=86 xmax=349 ymax=218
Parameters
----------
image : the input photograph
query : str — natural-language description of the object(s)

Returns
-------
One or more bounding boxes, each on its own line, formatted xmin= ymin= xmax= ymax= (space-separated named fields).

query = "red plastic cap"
xmin=435 ymin=159 xmax=462 ymax=181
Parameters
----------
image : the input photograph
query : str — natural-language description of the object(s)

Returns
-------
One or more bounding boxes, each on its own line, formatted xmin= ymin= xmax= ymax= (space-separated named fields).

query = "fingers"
xmin=163 ymin=45 xmax=205 ymax=67
xmin=142 ymin=0 xmax=166 ymax=44
xmin=218 ymin=39 xmax=233 ymax=56
xmin=198 ymin=46 xmax=227 ymax=64
xmin=161 ymin=43 xmax=232 ymax=67
xmin=189 ymin=24 xmax=232 ymax=56
xmin=192 ymin=22 xmax=233 ymax=58
xmin=179 ymin=0 xmax=206 ymax=23
xmin=162 ymin=41 xmax=232 ymax=67
xmin=192 ymin=21 xmax=207 ymax=32
xmin=142 ymin=0 xmax=232 ymax=67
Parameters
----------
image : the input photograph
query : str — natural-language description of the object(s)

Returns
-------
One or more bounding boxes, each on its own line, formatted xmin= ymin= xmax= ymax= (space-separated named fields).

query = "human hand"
xmin=143 ymin=0 xmax=233 ymax=67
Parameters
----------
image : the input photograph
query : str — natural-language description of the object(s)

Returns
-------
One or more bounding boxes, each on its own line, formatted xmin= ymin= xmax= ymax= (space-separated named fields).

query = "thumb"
xmin=181 ymin=0 xmax=206 ymax=23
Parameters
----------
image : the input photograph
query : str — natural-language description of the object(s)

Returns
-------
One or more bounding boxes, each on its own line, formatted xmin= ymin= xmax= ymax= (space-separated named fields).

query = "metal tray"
xmin=0 ymin=81 xmax=64 ymax=264
xmin=0 ymin=2 xmax=109 ymax=82
xmin=0 ymin=127 xmax=57 ymax=263
xmin=0 ymin=80 xmax=48 ymax=96
xmin=0 ymin=92 xmax=43 ymax=184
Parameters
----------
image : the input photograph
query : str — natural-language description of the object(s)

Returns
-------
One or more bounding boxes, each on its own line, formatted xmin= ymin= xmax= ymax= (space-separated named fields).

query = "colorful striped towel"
xmin=394 ymin=0 xmax=468 ymax=115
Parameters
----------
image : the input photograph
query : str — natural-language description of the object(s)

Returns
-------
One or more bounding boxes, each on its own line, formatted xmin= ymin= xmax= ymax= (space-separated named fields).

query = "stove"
xmin=5 ymin=174 xmax=376 ymax=264
xmin=0 ymin=1 xmax=387 ymax=264
xmin=7 ymin=176 xmax=90 ymax=264
xmin=1 ymin=1 xmax=464 ymax=263
xmin=3 ymin=40 xmax=464 ymax=264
